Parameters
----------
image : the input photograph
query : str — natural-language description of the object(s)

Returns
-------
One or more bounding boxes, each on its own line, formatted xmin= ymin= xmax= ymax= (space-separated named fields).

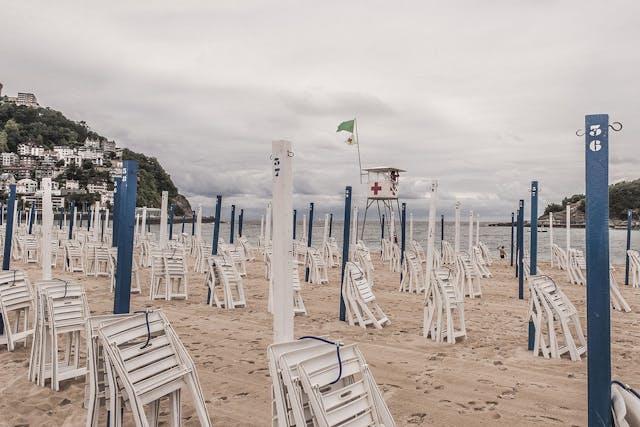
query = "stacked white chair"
xmin=223 ymin=244 xmax=247 ymax=277
xmin=164 ymin=250 xmax=188 ymax=300
xmin=342 ymin=262 xmax=390 ymax=329
xmin=29 ymin=280 xmax=89 ymax=390
xmin=64 ymin=240 xmax=85 ymax=273
xmin=268 ymin=338 xmax=395 ymax=427
xmin=0 ymin=270 xmax=35 ymax=351
xmin=354 ymin=241 xmax=374 ymax=287
xmin=22 ymin=235 xmax=40 ymax=264
xmin=441 ymin=241 xmax=455 ymax=265
xmin=206 ymin=255 xmax=246 ymax=309
xmin=423 ymin=269 xmax=466 ymax=344
xmin=527 ymin=275 xmax=587 ymax=361
xmin=399 ymin=250 xmax=423 ymax=293
xmin=109 ymin=248 xmax=141 ymax=294
xmin=409 ymin=240 xmax=426 ymax=265
xmin=567 ymin=248 xmax=587 ymax=285
xmin=305 ymin=247 xmax=329 ymax=285
xmin=628 ymin=250 xmax=640 ymax=288
xmin=291 ymin=261 xmax=307 ymax=316
xmin=389 ymin=242 xmax=402 ymax=273
xmin=97 ymin=310 xmax=212 ymax=426
xmin=321 ymin=237 xmax=341 ymax=268
xmin=610 ymin=266 xmax=632 ymax=313
xmin=238 ymin=236 xmax=256 ymax=261
xmin=478 ymin=242 xmax=494 ymax=266
xmin=380 ymin=238 xmax=392 ymax=262
xmin=457 ymin=252 xmax=482 ymax=298
xmin=552 ymin=244 xmax=568 ymax=270
xmin=472 ymin=246 xmax=492 ymax=278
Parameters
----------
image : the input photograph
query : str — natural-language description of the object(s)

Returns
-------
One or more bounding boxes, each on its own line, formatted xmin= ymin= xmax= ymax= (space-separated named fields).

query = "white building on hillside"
xmin=16 ymin=178 xmax=37 ymax=194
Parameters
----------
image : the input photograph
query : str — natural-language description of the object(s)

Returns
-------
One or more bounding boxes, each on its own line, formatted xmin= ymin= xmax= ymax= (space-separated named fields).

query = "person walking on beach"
xmin=499 ymin=246 xmax=506 ymax=259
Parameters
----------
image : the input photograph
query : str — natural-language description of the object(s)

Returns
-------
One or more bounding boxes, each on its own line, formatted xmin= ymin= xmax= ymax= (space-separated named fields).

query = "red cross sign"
xmin=370 ymin=182 xmax=382 ymax=195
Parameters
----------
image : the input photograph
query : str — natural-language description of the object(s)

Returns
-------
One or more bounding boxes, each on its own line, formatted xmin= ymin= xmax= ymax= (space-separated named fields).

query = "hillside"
xmin=541 ymin=178 xmax=640 ymax=225
xmin=0 ymin=100 xmax=191 ymax=215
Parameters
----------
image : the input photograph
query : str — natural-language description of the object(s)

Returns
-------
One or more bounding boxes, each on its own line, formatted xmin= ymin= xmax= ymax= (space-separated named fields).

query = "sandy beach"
xmin=1 ymin=251 xmax=639 ymax=427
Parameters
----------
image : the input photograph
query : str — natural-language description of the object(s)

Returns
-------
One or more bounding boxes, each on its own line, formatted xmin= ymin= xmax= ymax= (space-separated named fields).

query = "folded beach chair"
xmin=441 ymin=241 xmax=455 ymax=265
xmin=472 ymin=246 xmax=492 ymax=278
xmin=109 ymin=248 xmax=141 ymax=294
xmin=305 ymin=247 xmax=329 ymax=285
xmin=409 ymin=240 xmax=427 ymax=265
xmin=206 ymin=255 xmax=246 ymax=309
xmin=223 ymin=244 xmax=247 ymax=277
xmin=478 ymin=242 xmax=494 ymax=266
xmin=291 ymin=261 xmax=307 ymax=316
xmin=612 ymin=381 xmax=640 ymax=427
xmin=628 ymin=250 xmax=640 ymax=288
xmin=164 ymin=251 xmax=188 ymax=300
xmin=64 ymin=240 xmax=85 ymax=273
xmin=342 ymin=262 xmax=389 ymax=329
xmin=423 ymin=269 xmax=466 ymax=344
xmin=354 ymin=241 xmax=375 ymax=287
xmin=567 ymin=249 xmax=586 ymax=285
xmin=389 ymin=242 xmax=402 ymax=273
xmin=0 ymin=269 xmax=35 ymax=351
xmin=399 ymin=249 xmax=423 ymax=293
xmin=552 ymin=244 xmax=568 ymax=270
xmin=22 ymin=236 xmax=40 ymax=264
xmin=98 ymin=310 xmax=212 ymax=427
xmin=238 ymin=236 xmax=256 ymax=261
xmin=610 ymin=266 xmax=632 ymax=313
xmin=457 ymin=252 xmax=482 ymax=298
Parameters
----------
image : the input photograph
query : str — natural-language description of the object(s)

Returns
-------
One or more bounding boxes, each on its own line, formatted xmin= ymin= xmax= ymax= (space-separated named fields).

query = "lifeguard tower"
xmin=360 ymin=167 xmax=405 ymax=240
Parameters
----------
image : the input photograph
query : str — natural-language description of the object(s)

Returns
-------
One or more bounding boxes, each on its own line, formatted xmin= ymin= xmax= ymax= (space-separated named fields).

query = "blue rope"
xmin=134 ymin=310 xmax=152 ymax=349
xmin=298 ymin=336 xmax=342 ymax=385
xmin=612 ymin=380 xmax=640 ymax=400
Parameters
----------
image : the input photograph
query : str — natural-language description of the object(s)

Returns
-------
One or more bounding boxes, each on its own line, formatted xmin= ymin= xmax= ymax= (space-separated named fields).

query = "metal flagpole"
xmin=354 ymin=117 xmax=364 ymax=184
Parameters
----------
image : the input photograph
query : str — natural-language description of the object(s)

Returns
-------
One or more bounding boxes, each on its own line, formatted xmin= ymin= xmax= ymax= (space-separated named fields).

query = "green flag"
xmin=336 ymin=119 xmax=355 ymax=133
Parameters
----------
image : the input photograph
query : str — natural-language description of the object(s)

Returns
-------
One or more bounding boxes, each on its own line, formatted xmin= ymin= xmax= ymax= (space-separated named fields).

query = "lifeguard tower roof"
xmin=363 ymin=166 xmax=406 ymax=173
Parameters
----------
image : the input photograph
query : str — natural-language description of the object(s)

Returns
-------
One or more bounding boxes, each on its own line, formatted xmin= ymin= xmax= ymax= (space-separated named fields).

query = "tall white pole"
xmin=93 ymin=201 xmax=100 ymax=241
xmin=105 ymin=208 xmax=109 ymax=230
xmin=409 ymin=212 xmax=414 ymax=241
xmin=41 ymin=178 xmax=52 ymax=280
xmin=323 ymin=213 xmax=329 ymax=243
xmin=260 ymin=214 xmax=264 ymax=243
xmin=549 ymin=212 xmax=554 ymax=267
xmin=566 ymin=204 xmax=571 ymax=253
xmin=271 ymin=140 xmax=294 ymax=343
xmin=468 ymin=210 xmax=474 ymax=252
xmin=423 ymin=181 xmax=439 ymax=334
xmin=134 ymin=213 xmax=140 ymax=239
xmin=265 ymin=203 xmax=272 ymax=244
xmin=475 ymin=214 xmax=480 ymax=245
xmin=196 ymin=205 xmax=203 ymax=240
xmin=159 ymin=191 xmax=168 ymax=248
xmin=390 ymin=210 xmax=395 ymax=244
xmin=454 ymin=201 xmax=461 ymax=254
xmin=141 ymin=206 xmax=147 ymax=238
xmin=301 ymin=214 xmax=307 ymax=243
xmin=352 ymin=206 xmax=358 ymax=243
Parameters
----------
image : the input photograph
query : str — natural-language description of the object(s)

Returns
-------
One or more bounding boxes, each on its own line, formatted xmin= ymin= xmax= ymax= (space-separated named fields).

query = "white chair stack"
xmin=29 ymin=280 xmax=89 ymax=390
xmin=472 ymin=246 xmax=492 ymax=278
xmin=399 ymin=250 xmax=423 ymax=293
xmin=291 ymin=261 xmax=307 ymax=316
xmin=551 ymin=244 xmax=568 ymax=270
xmin=64 ymin=241 xmax=85 ymax=273
xmin=97 ymin=310 xmax=212 ymax=426
xmin=354 ymin=241 xmax=374 ymax=287
xmin=628 ymin=250 xmax=640 ymax=288
xmin=206 ymin=255 xmax=246 ymax=309
xmin=423 ymin=269 xmax=466 ymax=344
xmin=223 ymin=244 xmax=247 ymax=277
xmin=0 ymin=270 xmax=35 ymax=351
xmin=441 ymin=241 xmax=455 ymax=265
xmin=321 ymin=237 xmax=340 ymax=268
xmin=380 ymin=238 xmax=391 ymax=262
xmin=238 ymin=236 xmax=256 ymax=261
xmin=527 ymin=275 xmax=586 ymax=361
xmin=22 ymin=235 xmax=40 ymax=264
xmin=567 ymin=248 xmax=587 ymax=285
xmin=610 ymin=266 xmax=632 ymax=313
xmin=457 ymin=252 xmax=482 ymax=298
xmin=389 ymin=242 xmax=402 ymax=273
xmin=409 ymin=240 xmax=426 ymax=265
xmin=109 ymin=248 xmax=141 ymax=294
xmin=305 ymin=247 xmax=329 ymax=285
xmin=342 ymin=262 xmax=390 ymax=329
xmin=268 ymin=338 xmax=395 ymax=427
xmin=478 ymin=242 xmax=494 ymax=266
xmin=164 ymin=251 xmax=188 ymax=300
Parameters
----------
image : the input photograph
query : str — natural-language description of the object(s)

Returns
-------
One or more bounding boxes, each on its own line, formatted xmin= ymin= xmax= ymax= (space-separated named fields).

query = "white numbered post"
xmin=475 ymin=214 xmax=480 ymax=246
xmin=454 ymin=201 xmax=461 ymax=254
xmin=141 ymin=206 xmax=147 ymax=238
xmin=196 ymin=205 xmax=203 ymax=240
xmin=468 ymin=210 xmax=474 ymax=252
xmin=265 ymin=203 xmax=272 ymax=244
xmin=549 ymin=212 xmax=554 ymax=267
xmin=41 ymin=178 xmax=53 ymax=280
xmin=272 ymin=140 xmax=294 ymax=343
xmin=566 ymin=204 xmax=571 ymax=253
xmin=423 ymin=180 xmax=438 ymax=333
xmin=159 ymin=191 xmax=168 ymax=248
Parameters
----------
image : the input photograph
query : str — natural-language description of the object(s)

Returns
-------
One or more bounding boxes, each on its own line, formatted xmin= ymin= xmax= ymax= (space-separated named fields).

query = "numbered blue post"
xmin=238 ymin=209 xmax=244 ymax=237
xmin=440 ymin=214 xmax=444 ymax=252
xmin=339 ymin=187 xmax=352 ymax=321
xmin=585 ymin=114 xmax=611 ymax=427
xmin=515 ymin=208 xmax=520 ymax=277
xmin=3 ymin=184 xmax=17 ymax=270
xmin=305 ymin=202 xmax=314 ymax=282
xmin=0 ymin=202 xmax=3 ymax=226
xmin=292 ymin=209 xmax=297 ymax=239
xmin=626 ymin=209 xmax=632 ymax=286
xmin=68 ymin=201 xmax=75 ymax=240
xmin=101 ymin=209 xmax=105 ymax=242
xmin=517 ymin=200 xmax=524 ymax=299
xmin=528 ymin=182 xmax=539 ymax=350
xmin=168 ymin=204 xmax=174 ymax=240
xmin=229 ymin=204 xmax=236 ymax=244
xmin=112 ymin=178 xmax=122 ymax=247
xmin=113 ymin=161 xmax=138 ymax=314
xmin=329 ymin=213 xmax=333 ymax=238
xmin=87 ymin=206 xmax=92 ymax=230
xmin=208 ymin=195 xmax=222 ymax=304
xmin=191 ymin=210 xmax=195 ymax=236
xmin=381 ymin=214 xmax=385 ymax=239
xmin=400 ymin=203 xmax=406 ymax=284
xmin=510 ymin=212 xmax=515 ymax=266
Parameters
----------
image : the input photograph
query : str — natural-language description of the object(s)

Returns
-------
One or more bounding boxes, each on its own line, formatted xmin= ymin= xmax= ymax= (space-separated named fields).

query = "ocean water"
xmin=152 ymin=218 xmax=639 ymax=265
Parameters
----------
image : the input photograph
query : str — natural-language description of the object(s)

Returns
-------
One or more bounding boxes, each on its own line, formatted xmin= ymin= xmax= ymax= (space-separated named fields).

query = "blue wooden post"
xmin=517 ymin=200 xmax=524 ymax=299
xmin=3 ymin=184 xmax=17 ymax=270
xmin=292 ymin=209 xmax=297 ymax=239
xmin=101 ymin=209 xmax=105 ymax=242
xmin=229 ymin=204 xmax=236 ymax=244
xmin=112 ymin=177 xmax=121 ymax=247
xmin=305 ymin=202 xmax=314 ymax=282
xmin=585 ymin=114 xmax=611 ymax=427
xmin=28 ymin=205 xmax=35 ymax=234
xmin=58 ymin=207 xmax=64 ymax=229
xmin=113 ymin=161 xmax=138 ymax=314
xmin=238 ymin=209 xmax=244 ymax=237
xmin=208 ymin=195 xmax=222 ymax=304
xmin=400 ymin=203 xmax=406 ymax=284
xmin=339 ymin=187 xmax=352 ymax=321
xmin=381 ymin=214 xmax=385 ymax=239
xmin=510 ymin=212 xmax=514 ymax=266
xmin=181 ymin=214 xmax=186 ymax=234
xmin=68 ymin=201 xmax=75 ymax=240
xmin=528 ymin=182 xmax=539 ymax=350
xmin=191 ymin=210 xmax=195 ymax=236
xmin=626 ymin=209 xmax=632 ymax=286
xmin=168 ymin=203 xmax=174 ymax=240
xmin=515 ymin=208 xmax=520 ymax=277
xmin=87 ymin=206 xmax=92 ymax=231
xmin=0 ymin=202 xmax=3 ymax=226
xmin=329 ymin=213 xmax=333 ymax=238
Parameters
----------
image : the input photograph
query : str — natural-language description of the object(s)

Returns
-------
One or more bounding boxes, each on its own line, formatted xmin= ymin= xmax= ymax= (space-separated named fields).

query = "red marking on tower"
xmin=370 ymin=182 xmax=382 ymax=195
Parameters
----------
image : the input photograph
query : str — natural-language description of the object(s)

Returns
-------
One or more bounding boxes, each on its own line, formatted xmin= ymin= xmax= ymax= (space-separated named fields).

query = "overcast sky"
xmin=1 ymin=1 xmax=638 ymax=220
